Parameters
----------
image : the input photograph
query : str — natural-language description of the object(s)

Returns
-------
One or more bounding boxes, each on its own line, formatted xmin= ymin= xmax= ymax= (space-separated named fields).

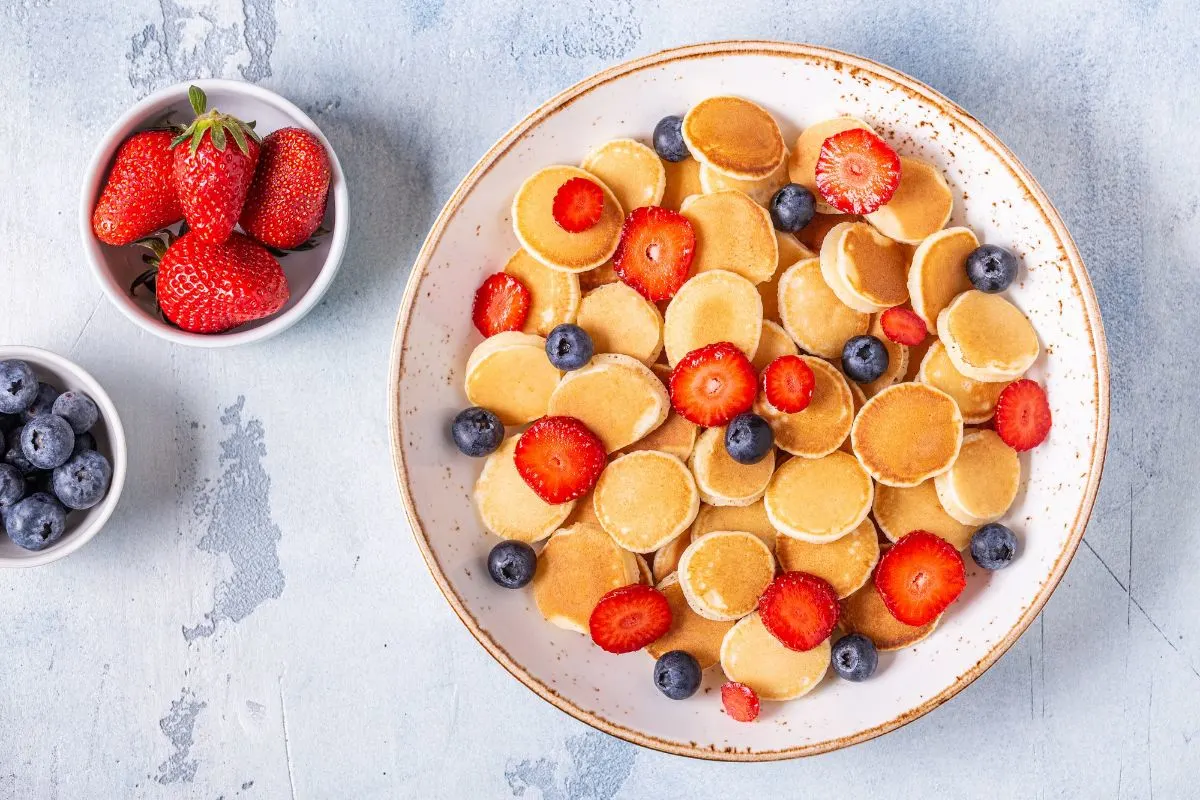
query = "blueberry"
xmin=0 ymin=464 xmax=24 ymax=507
xmin=487 ymin=540 xmax=537 ymax=589
xmin=3 ymin=492 xmax=67 ymax=551
xmin=21 ymin=382 xmax=60 ymax=421
xmin=25 ymin=471 xmax=53 ymax=498
xmin=0 ymin=360 xmax=38 ymax=414
xmin=653 ymin=115 xmax=690 ymax=162
xmin=52 ymin=450 xmax=112 ymax=510
xmin=20 ymin=415 xmax=75 ymax=470
xmin=842 ymin=335 xmax=889 ymax=383
xmin=769 ymin=183 xmax=816 ymax=233
xmin=970 ymin=523 xmax=1018 ymax=570
xmin=966 ymin=244 xmax=1018 ymax=293
xmin=52 ymin=391 xmax=99 ymax=434
xmin=0 ymin=414 xmax=20 ymax=434
xmin=831 ymin=634 xmax=879 ymax=682
xmin=72 ymin=432 xmax=97 ymax=456
xmin=653 ymin=650 xmax=702 ymax=699
xmin=451 ymin=407 xmax=504 ymax=457
xmin=4 ymin=427 xmax=38 ymax=477
xmin=724 ymin=413 xmax=774 ymax=465
xmin=545 ymin=324 xmax=594 ymax=371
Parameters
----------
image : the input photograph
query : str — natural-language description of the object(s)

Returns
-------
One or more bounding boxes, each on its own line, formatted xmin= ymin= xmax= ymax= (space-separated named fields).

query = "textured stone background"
xmin=0 ymin=0 xmax=1197 ymax=797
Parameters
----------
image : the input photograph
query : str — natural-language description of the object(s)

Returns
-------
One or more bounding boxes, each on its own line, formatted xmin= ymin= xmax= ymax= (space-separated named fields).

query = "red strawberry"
xmin=588 ymin=584 xmax=672 ymax=654
xmin=132 ymin=230 xmax=289 ymax=334
xmin=171 ymin=86 xmax=262 ymax=243
xmin=874 ymin=530 xmax=966 ymax=627
xmin=994 ymin=379 xmax=1052 ymax=451
xmin=92 ymin=130 xmax=184 ymax=246
xmin=514 ymin=416 xmax=606 ymax=504
xmin=757 ymin=572 xmax=840 ymax=652
xmin=814 ymin=128 xmax=902 ymax=215
xmin=552 ymin=177 xmax=605 ymax=233
xmin=879 ymin=307 xmax=927 ymax=346
xmin=669 ymin=342 xmax=757 ymax=427
xmin=239 ymin=127 xmax=331 ymax=250
xmin=472 ymin=273 xmax=531 ymax=337
xmin=721 ymin=681 xmax=761 ymax=722
xmin=762 ymin=355 xmax=815 ymax=413
xmin=612 ymin=206 xmax=696 ymax=301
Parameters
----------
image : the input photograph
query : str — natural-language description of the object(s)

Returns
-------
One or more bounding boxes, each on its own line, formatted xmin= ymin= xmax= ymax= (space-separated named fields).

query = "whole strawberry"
xmin=92 ymin=130 xmax=184 ymax=246
xmin=239 ymin=127 xmax=331 ymax=250
xmin=171 ymin=86 xmax=261 ymax=244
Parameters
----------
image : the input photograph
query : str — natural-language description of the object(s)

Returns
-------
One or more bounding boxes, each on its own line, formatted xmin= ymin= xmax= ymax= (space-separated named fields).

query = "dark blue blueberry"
xmin=970 ymin=523 xmax=1018 ymax=570
xmin=545 ymin=324 xmax=594 ymax=371
xmin=72 ymin=432 xmax=97 ymax=456
xmin=3 ymin=493 xmax=67 ymax=551
xmin=724 ymin=412 xmax=774 ymax=465
xmin=0 ymin=464 xmax=24 ymax=507
xmin=966 ymin=244 xmax=1018 ymax=293
xmin=0 ymin=360 xmax=38 ymax=414
xmin=25 ymin=471 xmax=53 ymax=497
xmin=451 ymin=407 xmax=504 ymax=457
xmin=4 ymin=427 xmax=38 ymax=477
xmin=52 ymin=391 xmax=99 ymax=434
xmin=769 ymin=183 xmax=816 ymax=233
xmin=52 ymin=450 xmax=112 ymax=510
xmin=21 ymin=382 xmax=60 ymax=421
xmin=653 ymin=115 xmax=690 ymax=162
xmin=0 ymin=414 xmax=20 ymax=434
xmin=842 ymin=335 xmax=889 ymax=384
xmin=831 ymin=633 xmax=879 ymax=682
xmin=653 ymin=650 xmax=702 ymax=699
xmin=20 ymin=415 xmax=75 ymax=470
xmin=487 ymin=540 xmax=538 ymax=589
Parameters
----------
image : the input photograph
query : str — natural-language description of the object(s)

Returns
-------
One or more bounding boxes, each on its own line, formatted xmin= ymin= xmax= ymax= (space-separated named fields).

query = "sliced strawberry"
xmin=874 ymin=530 xmax=966 ymax=626
xmin=880 ymin=307 xmax=927 ymax=346
xmin=612 ymin=206 xmax=696 ymax=301
xmin=814 ymin=128 xmax=902 ymax=215
xmin=472 ymin=273 xmax=531 ymax=337
xmin=589 ymin=584 xmax=672 ymax=654
xmin=514 ymin=416 xmax=606 ymax=504
xmin=669 ymin=342 xmax=757 ymax=427
xmin=721 ymin=682 xmax=761 ymax=722
xmin=552 ymin=177 xmax=605 ymax=233
xmin=757 ymin=572 xmax=840 ymax=652
xmin=994 ymin=379 xmax=1051 ymax=451
xmin=762 ymin=355 xmax=815 ymax=413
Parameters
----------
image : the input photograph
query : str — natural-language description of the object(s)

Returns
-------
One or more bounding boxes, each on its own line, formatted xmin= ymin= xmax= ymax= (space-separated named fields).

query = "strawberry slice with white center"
xmin=814 ymin=128 xmax=902 ymax=215
xmin=612 ymin=206 xmax=696 ymax=302
xmin=993 ymin=379 xmax=1052 ymax=451
xmin=668 ymin=342 xmax=757 ymax=427
xmin=552 ymin=177 xmax=605 ymax=233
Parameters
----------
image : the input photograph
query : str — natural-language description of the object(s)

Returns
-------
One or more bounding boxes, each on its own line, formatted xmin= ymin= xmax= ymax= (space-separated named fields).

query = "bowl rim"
xmin=78 ymin=78 xmax=350 ymax=349
xmin=386 ymin=40 xmax=1111 ymax=761
xmin=0 ymin=346 xmax=128 ymax=568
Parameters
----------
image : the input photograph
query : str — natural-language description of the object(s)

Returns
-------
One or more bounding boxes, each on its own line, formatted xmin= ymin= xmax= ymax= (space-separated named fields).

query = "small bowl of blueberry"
xmin=0 ymin=347 xmax=126 ymax=566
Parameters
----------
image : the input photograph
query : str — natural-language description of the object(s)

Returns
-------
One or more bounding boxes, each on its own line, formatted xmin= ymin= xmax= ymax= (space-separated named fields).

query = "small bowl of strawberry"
xmin=80 ymin=80 xmax=349 ymax=347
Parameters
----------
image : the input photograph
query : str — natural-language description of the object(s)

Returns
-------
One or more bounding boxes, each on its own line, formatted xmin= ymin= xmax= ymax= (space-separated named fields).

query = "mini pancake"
xmin=475 ymin=436 xmax=575 ymax=542
xmin=531 ymin=523 xmax=640 ymax=633
xmin=859 ymin=314 xmax=909 ymax=397
xmin=660 ymin=157 xmax=703 ymax=211
xmin=503 ymin=248 xmax=581 ymax=336
xmin=753 ymin=356 xmax=853 ymax=457
xmin=758 ymin=233 xmax=815 ymax=322
xmin=839 ymin=583 xmax=939 ymax=651
xmin=873 ymin=479 xmax=974 ymax=551
xmin=465 ymin=331 xmax=561 ymax=425
xmin=865 ymin=157 xmax=954 ymax=244
xmin=580 ymin=138 xmax=666 ymax=212
xmin=646 ymin=573 xmax=734 ymax=669
xmin=652 ymin=533 xmax=690 ymax=583
xmin=578 ymin=259 xmax=619 ymax=292
xmin=682 ymin=96 xmax=787 ymax=180
xmin=512 ymin=165 xmax=624 ymax=273
xmin=698 ymin=151 xmax=790 ymax=207
xmin=904 ymin=334 xmax=935 ymax=382
xmin=788 ymin=117 xmax=874 ymax=215
xmin=820 ymin=221 xmax=910 ymax=313
xmin=594 ymin=450 xmax=700 ymax=553
xmin=663 ymin=270 xmax=763 ymax=365
xmin=689 ymin=500 xmax=777 ymax=553
xmin=575 ymin=282 xmax=664 ymax=364
xmin=918 ymin=339 xmax=1007 ymax=424
xmin=938 ymin=290 xmax=1040 ymax=381
xmin=720 ymin=612 xmax=830 ymax=700
xmin=547 ymin=353 xmax=668 ymax=452
xmin=775 ymin=517 xmax=881 ymax=599
xmin=908 ymin=227 xmax=977 ymax=329
xmin=934 ymin=429 xmax=1021 ymax=525
xmin=852 ymin=382 xmax=962 ymax=487
xmin=619 ymin=409 xmax=698 ymax=461
xmin=564 ymin=488 xmax=602 ymax=528
xmin=689 ymin=427 xmax=776 ymax=507
xmin=635 ymin=554 xmax=653 ymax=585
xmin=765 ymin=451 xmax=873 ymax=543
xmin=776 ymin=257 xmax=870 ymax=359
xmin=678 ymin=531 xmax=776 ymax=621
xmin=751 ymin=320 xmax=799 ymax=372
xmin=797 ymin=211 xmax=863 ymax=252
xmin=838 ymin=377 xmax=867 ymax=454
xmin=680 ymin=191 xmax=778 ymax=285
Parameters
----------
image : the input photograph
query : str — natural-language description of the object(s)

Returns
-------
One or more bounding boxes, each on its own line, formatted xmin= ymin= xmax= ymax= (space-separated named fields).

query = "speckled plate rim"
xmin=387 ymin=40 xmax=1110 ymax=761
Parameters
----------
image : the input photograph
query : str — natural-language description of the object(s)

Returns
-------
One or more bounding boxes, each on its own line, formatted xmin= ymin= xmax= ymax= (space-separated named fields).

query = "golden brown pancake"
xmin=531 ymin=523 xmax=640 ymax=633
xmin=865 ymin=157 xmax=953 ymax=244
xmin=838 ymin=376 xmax=868 ymax=454
xmin=775 ymin=517 xmax=881 ymax=599
xmin=934 ymin=429 xmax=1020 ymax=525
xmin=682 ymin=96 xmax=787 ymax=180
xmin=908 ymin=227 xmax=977 ymax=328
xmin=689 ymin=500 xmax=777 ymax=553
xmin=797 ymin=212 xmax=863 ymax=252
xmin=688 ymin=427 xmax=775 ymax=507
xmin=788 ymin=117 xmax=873 ymax=215
xmin=858 ymin=314 xmax=909 ymax=397
xmin=851 ymin=382 xmax=963 ymax=487
xmin=594 ymin=450 xmax=700 ymax=552
xmin=678 ymin=531 xmax=776 ymax=621
xmin=646 ymin=574 xmax=734 ymax=669
xmin=904 ymin=334 xmax=936 ymax=382
xmin=619 ymin=409 xmax=698 ymax=461
xmin=758 ymin=233 xmax=815 ymax=322
xmin=764 ymin=451 xmax=873 ymax=543
xmin=751 ymin=320 xmax=800 ymax=372
xmin=840 ymin=583 xmax=938 ymax=650
xmin=873 ymin=479 xmax=974 ymax=551
xmin=821 ymin=221 xmax=910 ymax=313
xmin=652 ymin=533 xmax=689 ymax=583
xmin=575 ymin=282 xmax=664 ymax=364
xmin=698 ymin=151 xmax=790 ymax=207
xmin=578 ymin=259 xmax=619 ymax=292
xmin=680 ymin=190 xmax=778 ymax=284
xmin=754 ymin=356 xmax=853 ymax=457
xmin=580 ymin=138 xmax=666 ymax=212
xmin=564 ymin=488 xmax=602 ymax=528
xmin=512 ymin=165 xmax=624 ymax=272
xmin=474 ymin=436 xmax=575 ymax=542
xmin=464 ymin=331 xmax=561 ymax=425
xmin=777 ymin=257 xmax=870 ymax=359
xmin=547 ymin=353 xmax=668 ymax=452
xmin=660 ymin=157 xmax=703 ymax=211
xmin=938 ymin=290 xmax=1040 ymax=382
xmin=503 ymin=248 xmax=582 ymax=336
xmin=720 ymin=613 xmax=830 ymax=700
xmin=662 ymin=270 xmax=763 ymax=365
xmin=918 ymin=339 xmax=1007 ymax=424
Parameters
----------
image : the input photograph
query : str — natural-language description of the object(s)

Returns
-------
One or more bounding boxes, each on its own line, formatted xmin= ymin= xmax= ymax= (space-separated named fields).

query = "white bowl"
xmin=0 ymin=346 xmax=127 ymax=568
xmin=388 ymin=41 xmax=1109 ymax=760
xmin=79 ymin=79 xmax=349 ymax=347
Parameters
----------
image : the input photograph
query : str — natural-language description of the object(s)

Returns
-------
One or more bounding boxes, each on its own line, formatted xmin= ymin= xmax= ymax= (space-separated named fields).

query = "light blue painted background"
xmin=0 ymin=0 xmax=1196 ymax=797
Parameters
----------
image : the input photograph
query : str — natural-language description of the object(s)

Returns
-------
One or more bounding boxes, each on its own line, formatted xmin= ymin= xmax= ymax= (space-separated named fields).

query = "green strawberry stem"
xmin=170 ymin=85 xmax=262 ymax=156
